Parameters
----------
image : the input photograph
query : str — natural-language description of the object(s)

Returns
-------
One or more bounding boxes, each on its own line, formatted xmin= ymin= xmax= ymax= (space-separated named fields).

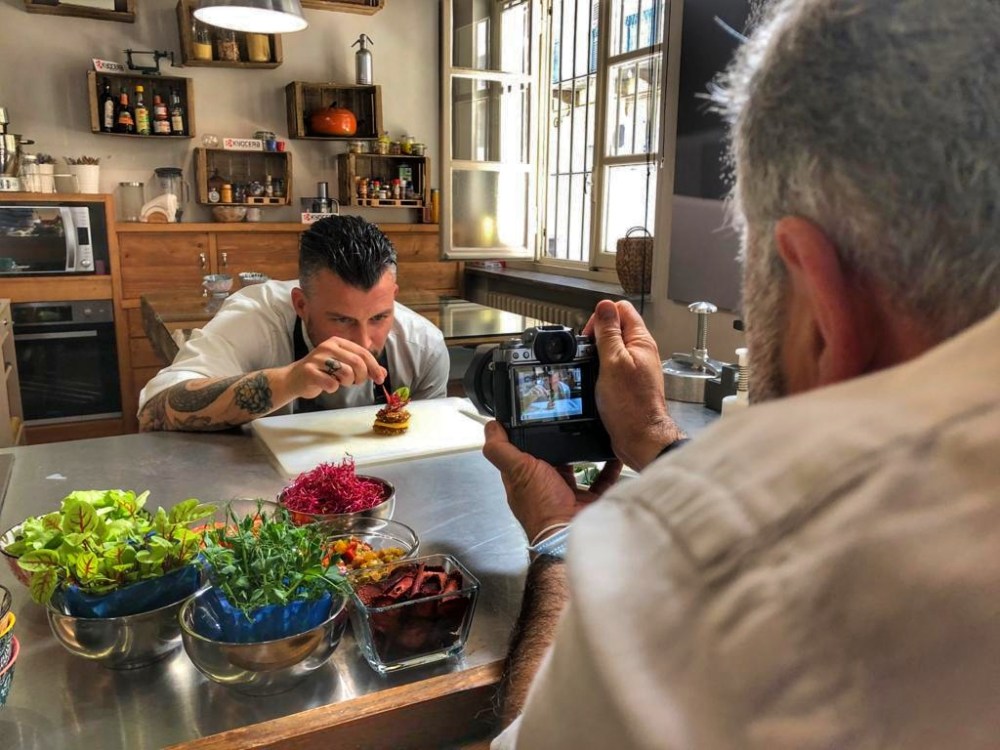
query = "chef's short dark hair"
xmin=299 ymin=215 xmax=397 ymax=291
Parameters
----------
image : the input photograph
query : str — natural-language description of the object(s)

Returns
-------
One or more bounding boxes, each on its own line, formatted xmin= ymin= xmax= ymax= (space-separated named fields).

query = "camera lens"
xmin=534 ymin=329 xmax=576 ymax=364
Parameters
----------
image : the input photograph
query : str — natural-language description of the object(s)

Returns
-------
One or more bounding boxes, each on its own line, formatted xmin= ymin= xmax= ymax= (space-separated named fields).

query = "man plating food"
xmin=138 ymin=216 xmax=447 ymax=431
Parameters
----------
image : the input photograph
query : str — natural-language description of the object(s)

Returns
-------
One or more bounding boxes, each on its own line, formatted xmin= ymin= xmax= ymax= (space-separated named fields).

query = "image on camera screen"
xmin=514 ymin=364 xmax=585 ymax=423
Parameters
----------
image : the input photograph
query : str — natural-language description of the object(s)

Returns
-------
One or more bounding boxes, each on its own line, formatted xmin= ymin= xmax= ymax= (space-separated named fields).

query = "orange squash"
xmin=309 ymin=103 xmax=357 ymax=136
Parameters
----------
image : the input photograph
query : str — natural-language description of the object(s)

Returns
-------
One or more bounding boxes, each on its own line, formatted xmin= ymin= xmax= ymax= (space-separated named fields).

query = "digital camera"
xmin=463 ymin=325 xmax=614 ymax=465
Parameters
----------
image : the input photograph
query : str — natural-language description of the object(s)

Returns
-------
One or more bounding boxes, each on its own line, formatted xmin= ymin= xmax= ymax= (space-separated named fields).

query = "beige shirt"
xmin=138 ymin=279 xmax=449 ymax=414
xmin=497 ymin=309 xmax=1000 ymax=749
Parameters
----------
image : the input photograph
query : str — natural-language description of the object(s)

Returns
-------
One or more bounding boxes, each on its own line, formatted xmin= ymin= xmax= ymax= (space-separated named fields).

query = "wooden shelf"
xmin=285 ymin=81 xmax=382 ymax=140
xmin=175 ymin=0 xmax=283 ymax=68
xmin=87 ymin=70 xmax=195 ymax=137
xmin=301 ymin=0 xmax=384 ymax=14
xmin=337 ymin=153 xmax=430 ymax=209
xmin=24 ymin=0 xmax=135 ymax=23
xmin=194 ymin=148 xmax=293 ymax=206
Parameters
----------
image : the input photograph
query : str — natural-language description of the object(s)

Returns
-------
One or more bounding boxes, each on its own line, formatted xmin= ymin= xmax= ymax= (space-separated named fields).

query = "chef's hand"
xmin=482 ymin=421 xmax=622 ymax=543
xmin=583 ymin=300 xmax=684 ymax=471
xmin=284 ymin=337 xmax=386 ymax=400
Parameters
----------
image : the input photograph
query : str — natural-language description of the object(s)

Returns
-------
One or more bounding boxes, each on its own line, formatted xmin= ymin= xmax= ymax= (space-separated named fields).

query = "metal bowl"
xmin=237 ymin=271 xmax=269 ymax=287
xmin=0 ymin=524 xmax=30 ymax=588
xmin=179 ymin=587 xmax=348 ymax=695
xmin=279 ymin=475 xmax=395 ymax=525
xmin=45 ymin=588 xmax=195 ymax=669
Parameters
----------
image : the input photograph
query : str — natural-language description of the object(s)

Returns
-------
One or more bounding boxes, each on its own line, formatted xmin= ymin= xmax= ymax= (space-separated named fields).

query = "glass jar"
xmin=246 ymin=33 xmax=271 ymax=63
xmin=410 ymin=142 xmax=425 ymax=156
xmin=349 ymin=140 xmax=366 ymax=154
xmin=192 ymin=20 xmax=213 ymax=61
xmin=215 ymin=29 xmax=240 ymax=62
xmin=400 ymin=135 xmax=414 ymax=154
xmin=389 ymin=141 xmax=402 ymax=155
xmin=118 ymin=181 xmax=145 ymax=222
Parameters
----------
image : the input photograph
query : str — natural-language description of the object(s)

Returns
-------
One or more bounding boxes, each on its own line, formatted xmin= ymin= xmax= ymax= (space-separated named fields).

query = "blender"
xmin=148 ymin=167 xmax=190 ymax=222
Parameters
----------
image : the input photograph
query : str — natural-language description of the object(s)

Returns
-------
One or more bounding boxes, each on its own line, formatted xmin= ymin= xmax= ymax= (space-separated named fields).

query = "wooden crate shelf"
xmin=301 ymin=0 xmax=384 ymax=14
xmin=175 ymin=0 xmax=283 ymax=68
xmin=194 ymin=147 xmax=293 ymax=206
xmin=285 ymin=81 xmax=382 ymax=140
xmin=337 ymin=153 xmax=430 ymax=210
xmin=87 ymin=70 xmax=195 ymax=138
xmin=25 ymin=0 xmax=135 ymax=22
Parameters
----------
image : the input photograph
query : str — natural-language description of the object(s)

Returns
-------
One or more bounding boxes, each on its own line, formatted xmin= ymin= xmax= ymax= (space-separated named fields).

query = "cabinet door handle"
xmin=199 ymin=252 xmax=207 ymax=270
xmin=221 ymin=252 xmax=228 ymax=269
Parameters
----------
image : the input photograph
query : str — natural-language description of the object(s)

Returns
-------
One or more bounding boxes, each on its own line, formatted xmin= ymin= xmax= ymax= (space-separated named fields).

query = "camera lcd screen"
xmin=513 ymin=364 xmax=585 ymax=423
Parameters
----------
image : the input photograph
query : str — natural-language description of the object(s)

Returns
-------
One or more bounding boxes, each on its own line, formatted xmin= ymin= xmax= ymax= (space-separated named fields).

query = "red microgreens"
xmin=381 ymin=385 xmax=411 ymax=413
xmin=280 ymin=457 xmax=386 ymax=515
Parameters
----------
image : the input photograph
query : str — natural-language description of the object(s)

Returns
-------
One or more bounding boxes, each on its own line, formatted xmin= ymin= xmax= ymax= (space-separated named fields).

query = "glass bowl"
xmin=179 ymin=587 xmax=348 ymax=695
xmin=279 ymin=475 xmax=395 ymax=525
xmin=349 ymin=553 xmax=479 ymax=674
xmin=0 ymin=524 xmax=30 ymax=588
xmin=0 ymin=611 xmax=15 ymax=668
xmin=202 ymin=273 xmax=234 ymax=297
xmin=0 ymin=636 xmax=19 ymax=707
xmin=317 ymin=517 xmax=419 ymax=572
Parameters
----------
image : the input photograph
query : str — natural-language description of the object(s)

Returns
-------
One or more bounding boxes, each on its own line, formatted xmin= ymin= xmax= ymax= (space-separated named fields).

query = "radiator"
xmin=485 ymin=292 xmax=589 ymax=330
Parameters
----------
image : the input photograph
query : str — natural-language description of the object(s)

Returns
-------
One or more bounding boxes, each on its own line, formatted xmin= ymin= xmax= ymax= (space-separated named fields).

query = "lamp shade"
xmin=194 ymin=0 xmax=308 ymax=33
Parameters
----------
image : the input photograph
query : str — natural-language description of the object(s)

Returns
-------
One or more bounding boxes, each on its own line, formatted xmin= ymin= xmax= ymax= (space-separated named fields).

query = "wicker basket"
xmin=615 ymin=226 xmax=653 ymax=295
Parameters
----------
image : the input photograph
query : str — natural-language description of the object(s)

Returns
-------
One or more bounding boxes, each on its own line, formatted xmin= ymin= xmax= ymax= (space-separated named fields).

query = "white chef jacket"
xmin=495 ymin=308 xmax=1000 ymax=749
xmin=138 ymin=279 xmax=449 ymax=414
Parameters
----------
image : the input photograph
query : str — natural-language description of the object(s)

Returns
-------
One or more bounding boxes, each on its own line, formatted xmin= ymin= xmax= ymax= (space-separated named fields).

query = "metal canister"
xmin=352 ymin=34 xmax=374 ymax=85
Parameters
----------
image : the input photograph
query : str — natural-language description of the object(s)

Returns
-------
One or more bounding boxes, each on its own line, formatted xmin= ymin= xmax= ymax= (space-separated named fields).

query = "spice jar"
xmin=389 ymin=141 xmax=402 ymax=155
xmin=246 ymin=33 xmax=271 ymax=63
xmin=400 ymin=135 xmax=414 ymax=154
xmin=220 ymin=182 xmax=233 ymax=203
xmin=215 ymin=29 xmax=240 ymax=62
xmin=375 ymin=131 xmax=390 ymax=155
xmin=410 ymin=142 xmax=425 ymax=156
xmin=349 ymin=140 xmax=366 ymax=154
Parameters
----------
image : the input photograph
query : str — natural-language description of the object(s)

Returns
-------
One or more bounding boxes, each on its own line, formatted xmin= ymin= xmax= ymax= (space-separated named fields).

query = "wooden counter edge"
xmin=116 ymin=223 xmax=440 ymax=233
xmin=165 ymin=659 xmax=503 ymax=750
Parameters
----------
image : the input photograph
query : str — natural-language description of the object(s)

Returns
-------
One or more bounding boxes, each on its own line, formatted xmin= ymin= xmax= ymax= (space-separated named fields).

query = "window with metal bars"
xmin=542 ymin=0 xmax=665 ymax=268
xmin=442 ymin=0 xmax=667 ymax=270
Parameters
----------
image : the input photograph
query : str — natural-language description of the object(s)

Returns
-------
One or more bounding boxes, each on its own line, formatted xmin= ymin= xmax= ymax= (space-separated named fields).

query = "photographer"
xmin=484 ymin=0 xmax=1000 ymax=747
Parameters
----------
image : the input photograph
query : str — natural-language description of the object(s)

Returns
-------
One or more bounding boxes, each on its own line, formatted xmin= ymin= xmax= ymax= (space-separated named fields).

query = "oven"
xmin=11 ymin=300 xmax=122 ymax=425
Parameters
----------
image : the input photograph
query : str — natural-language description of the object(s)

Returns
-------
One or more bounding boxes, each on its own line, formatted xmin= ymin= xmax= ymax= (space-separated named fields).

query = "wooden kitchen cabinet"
xmin=118 ymin=232 xmax=211 ymax=299
xmin=0 ymin=299 xmax=26 ymax=447
xmin=215 ymin=233 xmax=300 ymax=280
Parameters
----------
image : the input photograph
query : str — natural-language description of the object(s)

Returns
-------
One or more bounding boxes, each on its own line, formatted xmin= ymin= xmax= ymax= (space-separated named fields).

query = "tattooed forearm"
xmin=139 ymin=372 xmax=279 ymax=433
xmin=167 ymin=376 xmax=243 ymax=413
xmin=233 ymin=373 xmax=274 ymax=414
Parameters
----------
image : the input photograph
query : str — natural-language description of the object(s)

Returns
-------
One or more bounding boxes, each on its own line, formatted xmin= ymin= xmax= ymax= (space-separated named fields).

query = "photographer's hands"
xmin=482 ymin=421 xmax=622 ymax=543
xmin=584 ymin=300 xmax=684 ymax=471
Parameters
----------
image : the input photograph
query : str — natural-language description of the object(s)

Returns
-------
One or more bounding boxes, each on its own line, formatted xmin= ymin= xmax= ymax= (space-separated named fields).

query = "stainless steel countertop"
xmin=0 ymin=402 xmax=716 ymax=748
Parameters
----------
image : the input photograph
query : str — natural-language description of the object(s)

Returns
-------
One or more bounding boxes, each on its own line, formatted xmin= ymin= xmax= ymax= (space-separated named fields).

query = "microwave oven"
xmin=0 ymin=201 xmax=110 ymax=276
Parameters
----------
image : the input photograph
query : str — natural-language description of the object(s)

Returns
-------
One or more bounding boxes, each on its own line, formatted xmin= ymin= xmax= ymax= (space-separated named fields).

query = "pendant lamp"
xmin=194 ymin=0 xmax=308 ymax=33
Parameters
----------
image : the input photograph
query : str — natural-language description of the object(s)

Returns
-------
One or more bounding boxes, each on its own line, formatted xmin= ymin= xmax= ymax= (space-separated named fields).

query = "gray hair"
xmin=716 ymin=0 xmax=1000 ymax=338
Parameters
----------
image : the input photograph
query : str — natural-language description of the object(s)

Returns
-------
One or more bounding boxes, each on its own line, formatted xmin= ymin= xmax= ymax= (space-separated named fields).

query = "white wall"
xmin=0 ymin=0 xmax=441 ymax=223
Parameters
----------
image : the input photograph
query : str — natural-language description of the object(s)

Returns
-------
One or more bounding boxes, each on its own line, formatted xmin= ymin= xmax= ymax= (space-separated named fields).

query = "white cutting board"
xmin=251 ymin=397 xmax=487 ymax=477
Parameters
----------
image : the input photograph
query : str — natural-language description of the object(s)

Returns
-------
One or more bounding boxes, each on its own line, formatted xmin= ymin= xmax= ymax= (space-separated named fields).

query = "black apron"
xmin=292 ymin=318 xmax=391 ymax=414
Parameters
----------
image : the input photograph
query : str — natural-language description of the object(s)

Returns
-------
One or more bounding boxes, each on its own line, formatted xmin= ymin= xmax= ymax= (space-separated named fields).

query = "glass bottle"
xmin=134 ymin=85 xmax=151 ymax=135
xmin=169 ymin=89 xmax=186 ymax=136
xmin=207 ymin=168 xmax=226 ymax=204
xmin=192 ymin=20 xmax=213 ymax=61
xmin=215 ymin=28 xmax=241 ymax=62
xmin=115 ymin=86 xmax=135 ymax=134
xmin=98 ymin=77 xmax=115 ymax=133
xmin=152 ymin=94 xmax=171 ymax=135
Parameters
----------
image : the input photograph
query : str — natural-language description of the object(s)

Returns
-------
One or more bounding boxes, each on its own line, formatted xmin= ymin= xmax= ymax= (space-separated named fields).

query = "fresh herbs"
xmin=200 ymin=502 xmax=349 ymax=620
xmin=381 ymin=386 xmax=411 ymax=414
xmin=8 ymin=490 xmax=214 ymax=605
xmin=280 ymin=457 xmax=387 ymax=515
